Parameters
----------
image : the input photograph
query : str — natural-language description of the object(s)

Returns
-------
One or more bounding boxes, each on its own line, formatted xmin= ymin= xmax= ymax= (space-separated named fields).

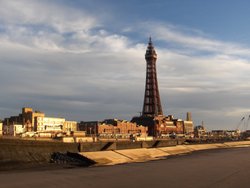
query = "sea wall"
xmin=0 ymin=138 xmax=78 ymax=165
xmin=0 ymin=137 xmax=248 ymax=170
xmin=80 ymin=141 xmax=250 ymax=166
xmin=78 ymin=139 xmax=183 ymax=151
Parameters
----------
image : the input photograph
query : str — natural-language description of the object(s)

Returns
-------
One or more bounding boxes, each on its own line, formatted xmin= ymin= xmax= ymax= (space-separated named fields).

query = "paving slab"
xmin=223 ymin=141 xmax=250 ymax=147
xmin=114 ymin=148 xmax=151 ymax=162
xmin=147 ymin=148 xmax=170 ymax=158
xmin=159 ymin=145 xmax=193 ymax=155
xmin=79 ymin=150 xmax=132 ymax=165
xmin=185 ymin=144 xmax=219 ymax=151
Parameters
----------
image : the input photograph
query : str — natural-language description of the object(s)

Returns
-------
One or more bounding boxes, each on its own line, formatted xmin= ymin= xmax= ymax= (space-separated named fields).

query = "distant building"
xmin=242 ymin=130 xmax=250 ymax=138
xmin=154 ymin=115 xmax=184 ymax=136
xmin=35 ymin=116 xmax=65 ymax=132
xmin=36 ymin=117 xmax=77 ymax=132
xmin=0 ymin=122 xmax=2 ymax=136
xmin=132 ymin=113 xmax=194 ymax=137
xmin=3 ymin=107 xmax=77 ymax=134
xmin=12 ymin=124 xmax=25 ymax=136
xmin=194 ymin=125 xmax=206 ymax=138
xmin=63 ymin=121 xmax=77 ymax=132
xmin=3 ymin=107 xmax=45 ymax=132
xmin=183 ymin=121 xmax=194 ymax=134
xmin=186 ymin=112 xmax=192 ymax=121
xmin=3 ymin=124 xmax=26 ymax=136
xmin=78 ymin=121 xmax=98 ymax=135
xmin=22 ymin=107 xmax=45 ymax=131
xmin=79 ymin=119 xmax=148 ymax=138
xmin=211 ymin=130 xmax=240 ymax=138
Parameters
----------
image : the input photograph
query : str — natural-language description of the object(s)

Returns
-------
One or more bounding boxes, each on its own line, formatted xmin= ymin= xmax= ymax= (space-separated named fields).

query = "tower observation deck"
xmin=142 ymin=37 xmax=163 ymax=116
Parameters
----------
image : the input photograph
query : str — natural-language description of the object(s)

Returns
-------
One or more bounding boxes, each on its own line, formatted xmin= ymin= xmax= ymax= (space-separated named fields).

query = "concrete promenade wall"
xmin=79 ymin=139 xmax=181 ymax=152
xmin=80 ymin=141 xmax=250 ymax=166
xmin=0 ymin=138 xmax=183 ymax=168
xmin=1 ymin=138 xmax=250 ymax=169
xmin=0 ymin=138 xmax=180 ymax=164
xmin=0 ymin=138 xmax=79 ymax=165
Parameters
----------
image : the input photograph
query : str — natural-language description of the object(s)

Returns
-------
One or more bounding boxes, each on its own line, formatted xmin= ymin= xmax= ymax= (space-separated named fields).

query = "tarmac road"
xmin=1 ymin=147 xmax=250 ymax=188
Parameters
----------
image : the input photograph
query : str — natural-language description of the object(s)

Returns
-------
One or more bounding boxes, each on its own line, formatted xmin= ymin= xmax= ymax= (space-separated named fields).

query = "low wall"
xmin=0 ymin=138 xmax=79 ymax=165
xmin=0 ymin=137 xmax=248 ymax=170
xmin=79 ymin=140 xmax=181 ymax=152
xmin=79 ymin=142 xmax=111 ymax=152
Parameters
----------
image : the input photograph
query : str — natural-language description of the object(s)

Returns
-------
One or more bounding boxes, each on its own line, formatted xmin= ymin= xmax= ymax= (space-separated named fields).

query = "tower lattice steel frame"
xmin=142 ymin=37 xmax=163 ymax=116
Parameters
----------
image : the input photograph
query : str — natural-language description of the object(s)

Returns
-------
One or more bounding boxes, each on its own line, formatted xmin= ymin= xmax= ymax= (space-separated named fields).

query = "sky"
xmin=1 ymin=0 xmax=250 ymax=130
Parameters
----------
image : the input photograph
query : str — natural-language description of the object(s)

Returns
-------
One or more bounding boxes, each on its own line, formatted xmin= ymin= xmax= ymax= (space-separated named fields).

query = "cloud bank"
xmin=1 ymin=1 xmax=250 ymax=130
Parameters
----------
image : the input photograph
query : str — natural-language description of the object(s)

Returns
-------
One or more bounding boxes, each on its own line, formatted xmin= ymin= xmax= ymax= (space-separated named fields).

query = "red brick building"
xmin=131 ymin=114 xmax=194 ymax=137
xmin=79 ymin=119 xmax=148 ymax=138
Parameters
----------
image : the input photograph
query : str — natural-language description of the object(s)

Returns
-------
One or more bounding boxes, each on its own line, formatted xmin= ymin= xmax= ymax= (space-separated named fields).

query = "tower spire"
xmin=142 ymin=38 xmax=163 ymax=116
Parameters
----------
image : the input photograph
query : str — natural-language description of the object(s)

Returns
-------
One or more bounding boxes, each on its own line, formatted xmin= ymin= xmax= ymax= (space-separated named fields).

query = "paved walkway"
xmin=1 ymin=147 xmax=250 ymax=188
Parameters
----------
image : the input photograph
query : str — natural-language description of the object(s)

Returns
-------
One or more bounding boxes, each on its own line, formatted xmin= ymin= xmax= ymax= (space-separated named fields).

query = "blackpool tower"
xmin=132 ymin=38 xmax=194 ymax=137
xmin=131 ymin=38 xmax=164 ymax=136
xmin=142 ymin=37 xmax=163 ymax=116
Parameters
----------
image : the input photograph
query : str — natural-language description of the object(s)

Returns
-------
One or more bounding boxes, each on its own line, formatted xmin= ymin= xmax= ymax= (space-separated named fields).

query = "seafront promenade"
xmin=1 ymin=137 xmax=250 ymax=171
xmin=1 ymin=146 xmax=250 ymax=188
xmin=80 ymin=140 xmax=250 ymax=165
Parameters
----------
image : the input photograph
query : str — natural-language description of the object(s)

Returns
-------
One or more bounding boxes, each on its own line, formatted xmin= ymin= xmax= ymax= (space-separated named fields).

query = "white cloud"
xmin=0 ymin=0 xmax=135 ymax=54
xmin=1 ymin=1 xmax=250 ymax=129
xmin=139 ymin=22 xmax=250 ymax=58
xmin=0 ymin=0 xmax=97 ymax=33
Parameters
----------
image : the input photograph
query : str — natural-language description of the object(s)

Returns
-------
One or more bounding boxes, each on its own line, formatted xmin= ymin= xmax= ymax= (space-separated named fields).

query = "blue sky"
xmin=60 ymin=0 xmax=250 ymax=43
xmin=1 ymin=0 xmax=250 ymax=130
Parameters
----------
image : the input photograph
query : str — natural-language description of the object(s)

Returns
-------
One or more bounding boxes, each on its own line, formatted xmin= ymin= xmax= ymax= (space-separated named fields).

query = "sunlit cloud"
xmin=1 ymin=1 xmax=250 ymax=129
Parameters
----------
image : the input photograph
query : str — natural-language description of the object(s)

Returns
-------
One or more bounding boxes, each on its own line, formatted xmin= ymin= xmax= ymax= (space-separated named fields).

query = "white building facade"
xmin=3 ymin=124 xmax=26 ymax=136
xmin=63 ymin=121 xmax=77 ymax=132
xmin=35 ymin=117 xmax=65 ymax=132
